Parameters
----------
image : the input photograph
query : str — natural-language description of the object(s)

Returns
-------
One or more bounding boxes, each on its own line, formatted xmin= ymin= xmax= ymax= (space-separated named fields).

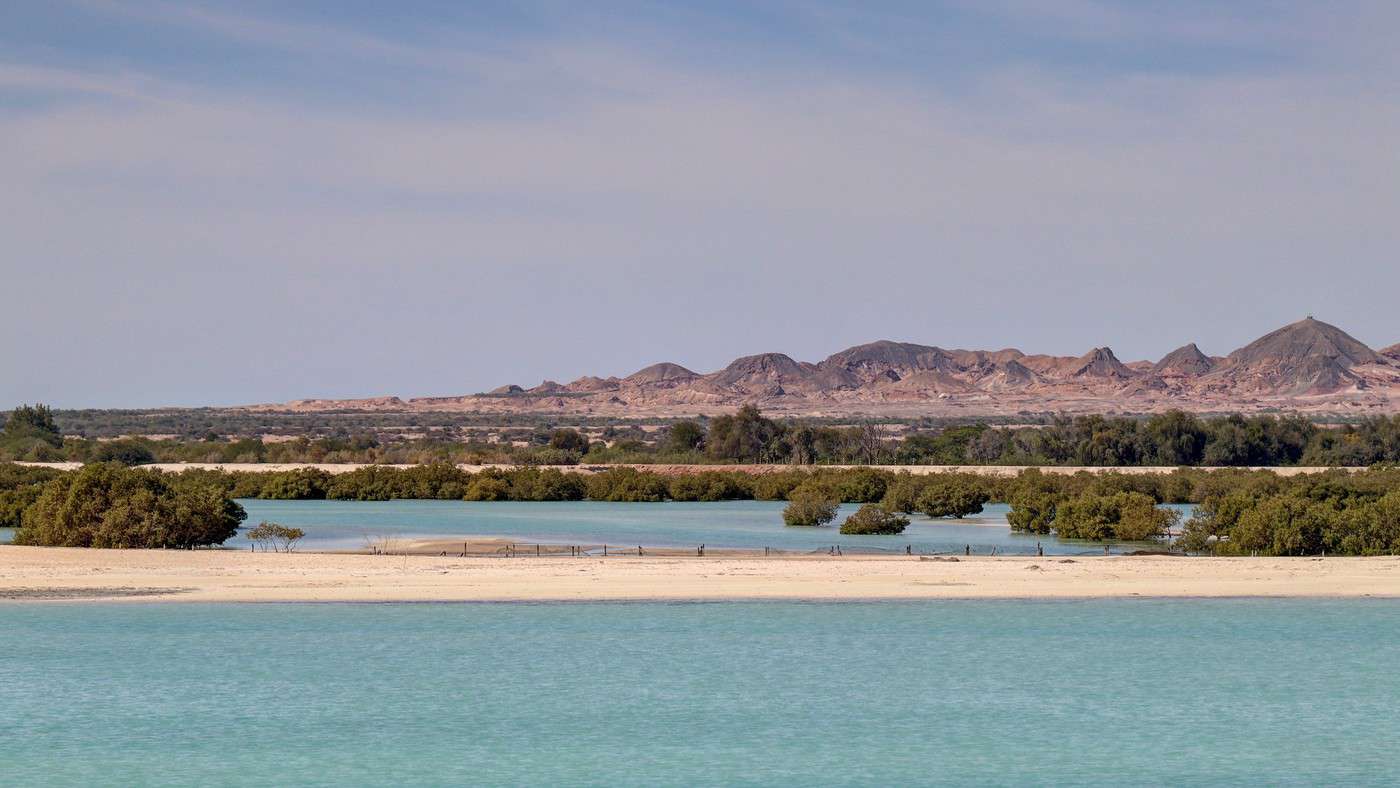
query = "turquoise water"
xmin=3 ymin=599 xmax=1397 ymax=786
xmin=231 ymin=500 xmax=1189 ymax=554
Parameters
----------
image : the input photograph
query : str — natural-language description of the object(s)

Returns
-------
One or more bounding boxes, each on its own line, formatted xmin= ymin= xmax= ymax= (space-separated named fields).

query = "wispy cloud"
xmin=0 ymin=62 xmax=176 ymax=103
xmin=3 ymin=1 xmax=1399 ymax=405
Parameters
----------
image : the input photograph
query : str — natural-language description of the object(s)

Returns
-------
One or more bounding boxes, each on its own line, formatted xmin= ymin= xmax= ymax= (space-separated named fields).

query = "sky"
xmin=3 ymin=1 xmax=1399 ymax=407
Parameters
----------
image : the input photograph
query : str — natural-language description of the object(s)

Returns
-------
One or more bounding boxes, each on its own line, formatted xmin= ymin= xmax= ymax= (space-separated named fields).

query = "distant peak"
xmin=1152 ymin=343 xmax=1214 ymax=375
xmin=624 ymin=362 xmax=698 ymax=384
xmin=1227 ymin=317 xmax=1379 ymax=367
xmin=1071 ymin=347 xmax=1135 ymax=379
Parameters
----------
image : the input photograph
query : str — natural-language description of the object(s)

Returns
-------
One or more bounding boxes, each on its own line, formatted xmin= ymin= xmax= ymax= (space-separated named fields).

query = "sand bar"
xmin=4 ymin=546 xmax=1400 ymax=602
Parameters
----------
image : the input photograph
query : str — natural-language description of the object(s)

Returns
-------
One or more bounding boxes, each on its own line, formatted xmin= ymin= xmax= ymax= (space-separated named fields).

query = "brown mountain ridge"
xmin=269 ymin=318 xmax=1400 ymax=417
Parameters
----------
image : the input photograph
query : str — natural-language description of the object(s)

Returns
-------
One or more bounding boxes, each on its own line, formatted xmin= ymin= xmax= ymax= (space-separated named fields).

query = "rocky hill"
xmin=1152 ymin=343 xmax=1215 ymax=376
xmin=261 ymin=318 xmax=1400 ymax=417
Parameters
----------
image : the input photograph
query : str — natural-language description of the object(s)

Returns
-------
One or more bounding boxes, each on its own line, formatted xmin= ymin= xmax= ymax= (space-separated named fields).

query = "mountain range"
xmin=266 ymin=318 xmax=1400 ymax=417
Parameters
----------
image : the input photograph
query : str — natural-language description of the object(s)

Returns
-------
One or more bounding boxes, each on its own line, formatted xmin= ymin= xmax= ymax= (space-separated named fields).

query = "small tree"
xmin=880 ymin=474 xmax=924 ymax=513
xmin=89 ymin=439 xmax=157 ymax=466
xmin=840 ymin=504 xmax=910 ymax=535
xmin=2 ymin=403 xmax=62 ymax=448
xmin=916 ymin=477 xmax=989 ymax=518
xmin=1007 ymin=490 xmax=1060 ymax=534
xmin=246 ymin=521 xmax=306 ymax=552
xmin=548 ymin=428 xmax=590 ymax=454
xmin=665 ymin=421 xmax=706 ymax=453
xmin=783 ymin=490 xmax=838 ymax=526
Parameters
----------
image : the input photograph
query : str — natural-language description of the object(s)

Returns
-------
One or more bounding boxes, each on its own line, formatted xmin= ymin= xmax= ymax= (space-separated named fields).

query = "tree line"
xmin=9 ymin=403 xmax=1400 ymax=468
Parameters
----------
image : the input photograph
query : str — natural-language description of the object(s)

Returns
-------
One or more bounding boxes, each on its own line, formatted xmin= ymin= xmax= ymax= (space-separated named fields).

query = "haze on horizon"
xmin=3 ymin=1 xmax=1398 ymax=408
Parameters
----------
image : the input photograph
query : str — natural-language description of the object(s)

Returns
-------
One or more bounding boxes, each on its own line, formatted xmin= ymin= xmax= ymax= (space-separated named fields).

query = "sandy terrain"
xmin=15 ymin=461 xmax=1352 ymax=477
xmin=3 ymin=546 xmax=1399 ymax=603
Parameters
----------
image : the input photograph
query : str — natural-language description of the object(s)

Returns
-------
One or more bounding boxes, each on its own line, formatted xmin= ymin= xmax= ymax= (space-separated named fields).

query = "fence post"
xmin=604 ymin=544 xmax=608 ymax=557
xmin=537 ymin=544 xmax=541 ymax=557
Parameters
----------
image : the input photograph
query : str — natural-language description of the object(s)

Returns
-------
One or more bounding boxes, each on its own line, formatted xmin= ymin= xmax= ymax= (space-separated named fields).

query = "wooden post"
xmin=536 ymin=544 xmax=541 ymax=557
xmin=604 ymin=544 xmax=608 ymax=556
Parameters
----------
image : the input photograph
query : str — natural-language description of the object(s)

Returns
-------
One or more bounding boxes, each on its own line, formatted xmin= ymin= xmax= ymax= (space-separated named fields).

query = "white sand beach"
xmin=3 ymin=546 xmax=1399 ymax=602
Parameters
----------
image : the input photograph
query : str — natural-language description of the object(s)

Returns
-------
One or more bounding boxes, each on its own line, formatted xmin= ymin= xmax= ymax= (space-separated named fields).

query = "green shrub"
xmin=464 ymin=476 xmax=511 ymax=501
xmin=1007 ymin=490 xmax=1060 ymax=534
xmin=752 ymin=470 xmax=810 ymax=501
xmin=880 ymin=474 xmax=924 ymax=513
xmin=834 ymin=468 xmax=891 ymax=503
xmin=839 ymin=504 xmax=910 ymax=535
xmin=88 ymin=439 xmax=157 ymax=466
xmin=783 ymin=491 xmax=838 ymax=526
xmin=1055 ymin=492 xmax=1177 ymax=542
xmin=510 ymin=468 xmax=588 ymax=501
xmin=584 ymin=468 xmax=669 ymax=502
xmin=667 ymin=472 xmax=752 ymax=502
xmin=916 ymin=477 xmax=989 ymax=518
xmin=256 ymin=468 xmax=331 ymax=500
xmin=15 ymin=464 xmax=244 ymax=548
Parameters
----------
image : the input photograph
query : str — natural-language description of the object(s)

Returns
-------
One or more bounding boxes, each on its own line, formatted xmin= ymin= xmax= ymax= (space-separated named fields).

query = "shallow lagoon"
xmin=230 ymin=499 xmax=1190 ymax=555
xmin=3 ymin=599 xmax=1397 ymax=786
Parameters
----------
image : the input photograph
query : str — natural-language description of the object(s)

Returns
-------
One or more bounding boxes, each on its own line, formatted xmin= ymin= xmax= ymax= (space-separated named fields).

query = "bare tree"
xmin=247 ymin=521 xmax=306 ymax=553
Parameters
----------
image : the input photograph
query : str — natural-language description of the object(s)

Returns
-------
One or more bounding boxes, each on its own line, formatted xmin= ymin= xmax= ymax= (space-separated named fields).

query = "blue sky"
xmin=3 ymin=1 xmax=1398 ymax=407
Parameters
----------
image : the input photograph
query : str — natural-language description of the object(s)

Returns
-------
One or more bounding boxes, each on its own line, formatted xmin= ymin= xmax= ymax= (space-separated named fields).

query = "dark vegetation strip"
xmin=3 ymin=461 xmax=1400 ymax=556
xmin=6 ymin=404 xmax=1400 ymax=468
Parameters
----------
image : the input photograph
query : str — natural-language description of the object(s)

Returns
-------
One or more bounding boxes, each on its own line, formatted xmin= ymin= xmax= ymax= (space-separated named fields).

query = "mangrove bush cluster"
xmin=6 ymin=460 xmax=1400 ymax=555
xmin=1002 ymin=467 xmax=1400 ymax=555
xmin=11 ymin=463 xmax=245 ymax=549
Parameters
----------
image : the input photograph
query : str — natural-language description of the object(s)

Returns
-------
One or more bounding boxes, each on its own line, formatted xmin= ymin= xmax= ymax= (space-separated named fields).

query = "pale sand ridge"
xmin=3 ymin=547 xmax=1400 ymax=602
xmin=14 ymin=461 xmax=1354 ymax=477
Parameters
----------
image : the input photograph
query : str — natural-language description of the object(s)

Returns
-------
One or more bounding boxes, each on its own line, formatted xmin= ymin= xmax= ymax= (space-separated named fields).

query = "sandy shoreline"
xmin=4 ymin=546 xmax=1400 ymax=603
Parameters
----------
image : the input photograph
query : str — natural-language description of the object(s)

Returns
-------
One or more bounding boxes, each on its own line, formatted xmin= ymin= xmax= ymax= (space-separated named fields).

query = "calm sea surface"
xmin=222 ymin=499 xmax=1192 ymax=555
xmin=3 ymin=599 xmax=1398 ymax=786
xmin=1 ymin=500 xmax=1195 ymax=554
